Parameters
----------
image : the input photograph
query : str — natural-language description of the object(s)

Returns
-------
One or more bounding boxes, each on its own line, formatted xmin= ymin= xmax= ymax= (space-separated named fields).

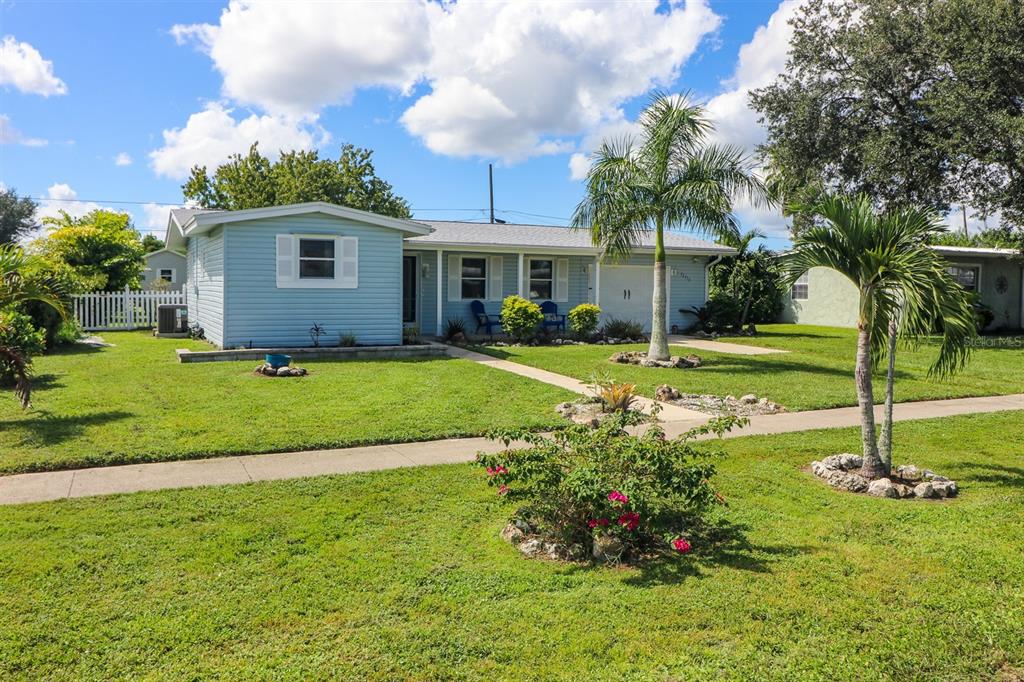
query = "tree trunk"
xmin=877 ymin=319 xmax=898 ymax=475
xmin=855 ymin=319 xmax=885 ymax=480
xmin=648 ymin=216 xmax=670 ymax=361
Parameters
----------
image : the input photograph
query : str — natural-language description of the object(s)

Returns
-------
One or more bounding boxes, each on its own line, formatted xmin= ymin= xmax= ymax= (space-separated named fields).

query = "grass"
xmin=1 ymin=410 xmax=1022 ymax=680
xmin=0 ymin=332 xmax=573 ymax=474
xmin=477 ymin=324 xmax=1024 ymax=411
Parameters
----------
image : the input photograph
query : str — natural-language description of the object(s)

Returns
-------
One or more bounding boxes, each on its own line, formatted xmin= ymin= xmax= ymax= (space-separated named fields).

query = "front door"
xmin=402 ymin=255 xmax=417 ymax=324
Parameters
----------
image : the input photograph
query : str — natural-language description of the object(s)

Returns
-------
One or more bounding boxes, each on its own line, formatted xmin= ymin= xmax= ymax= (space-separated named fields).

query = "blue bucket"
xmin=265 ymin=353 xmax=291 ymax=369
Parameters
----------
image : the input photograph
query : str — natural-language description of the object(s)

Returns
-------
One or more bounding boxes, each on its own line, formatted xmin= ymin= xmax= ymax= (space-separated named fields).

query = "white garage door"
xmin=598 ymin=265 xmax=668 ymax=331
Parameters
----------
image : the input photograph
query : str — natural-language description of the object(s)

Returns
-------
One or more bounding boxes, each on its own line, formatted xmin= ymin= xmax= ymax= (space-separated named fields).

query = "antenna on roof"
xmin=488 ymin=164 xmax=506 ymax=224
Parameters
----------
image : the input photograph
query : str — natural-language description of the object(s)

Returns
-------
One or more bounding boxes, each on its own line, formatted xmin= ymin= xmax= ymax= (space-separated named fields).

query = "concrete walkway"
xmin=667 ymin=335 xmax=788 ymax=355
xmin=445 ymin=344 xmax=709 ymax=422
xmin=2 ymin=393 xmax=1020 ymax=505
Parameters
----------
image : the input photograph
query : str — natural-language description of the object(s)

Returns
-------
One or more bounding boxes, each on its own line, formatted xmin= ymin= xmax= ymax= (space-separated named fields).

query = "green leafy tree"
xmin=183 ymin=143 xmax=412 ymax=218
xmin=752 ymin=0 xmax=1024 ymax=235
xmin=710 ymin=228 xmax=784 ymax=327
xmin=572 ymin=93 xmax=768 ymax=360
xmin=141 ymin=234 xmax=165 ymax=253
xmin=0 ymin=245 xmax=68 ymax=407
xmin=0 ymin=188 xmax=39 ymax=245
xmin=782 ymin=194 xmax=976 ymax=479
xmin=36 ymin=210 xmax=145 ymax=291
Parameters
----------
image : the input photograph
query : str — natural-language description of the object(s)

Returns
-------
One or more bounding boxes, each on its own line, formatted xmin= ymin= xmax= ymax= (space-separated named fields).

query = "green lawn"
xmin=478 ymin=324 xmax=1024 ymax=411
xmin=2 ymin=411 xmax=1022 ymax=680
xmin=0 ymin=332 xmax=573 ymax=474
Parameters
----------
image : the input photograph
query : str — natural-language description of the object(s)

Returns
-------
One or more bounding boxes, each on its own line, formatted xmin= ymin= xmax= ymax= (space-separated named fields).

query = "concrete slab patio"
xmin=2 ymin=393 xmax=1019 ymax=505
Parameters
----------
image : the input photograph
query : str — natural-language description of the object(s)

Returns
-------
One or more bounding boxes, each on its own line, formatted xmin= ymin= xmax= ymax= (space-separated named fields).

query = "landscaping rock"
xmin=655 ymin=384 xmax=681 ymax=401
xmin=932 ymin=480 xmax=958 ymax=498
xmin=923 ymin=469 xmax=950 ymax=482
xmin=501 ymin=521 xmax=526 ymax=545
xmin=894 ymin=483 xmax=916 ymax=498
xmin=820 ymin=453 xmax=863 ymax=470
xmin=276 ymin=366 xmax=292 ymax=377
xmin=913 ymin=482 xmax=937 ymax=499
xmin=811 ymin=462 xmax=870 ymax=493
xmin=868 ymin=478 xmax=900 ymax=498
xmin=609 ymin=351 xmax=700 ymax=369
xmin=669 ymin=392 xmax=786 ymax=417
xmin=740 ymin=394 xmax=758 ymax=404
xmin=896 ymin=464 xmax=924 ymax=482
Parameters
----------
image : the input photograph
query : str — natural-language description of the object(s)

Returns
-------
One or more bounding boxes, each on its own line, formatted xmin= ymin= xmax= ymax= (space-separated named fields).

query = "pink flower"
xmin=617 ymin=512 xmax=639 ymax=531
xmin=486 ymin=465 xmax=508 ymax=477
xmin=672 ymin=538 xmax=692 ymax=554
xmin=608 ymin=490 xmax=629 ymax=505
xmin=486 ymin=467 xmax=496 ymax=476
xmin=597 ymin=518 xmax=609 ymax=527
xmin=587 ymin=519 xmax=597 ymax=529
xmin=497 ymin=484 xmax=509 ymax=496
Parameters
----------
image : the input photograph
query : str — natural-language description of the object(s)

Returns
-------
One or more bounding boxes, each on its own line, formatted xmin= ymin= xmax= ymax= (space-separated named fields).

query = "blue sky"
xmin=0 ymin=0 xmax=797 ymax=248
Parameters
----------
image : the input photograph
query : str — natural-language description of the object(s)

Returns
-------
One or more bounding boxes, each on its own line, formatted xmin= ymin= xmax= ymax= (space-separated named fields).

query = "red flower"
xmin=587 ymin=519 xmax=597 ymax=529
xmin=486 ymin=467 xmax=496 ymax=476
xmin=617 ymin=512 xmax=639 ymax=531
xmin=672 ymin=538 xmax=692 ymax=553
xmin=486 ymin=465 xmax=508 ymax=477
xmin=597 ymin=518 xmax=609 ymax=527
xmin=497 ymin=484 xmax=509 ymax=496
xmin=608 ymin=490 xmax=629 ymax=505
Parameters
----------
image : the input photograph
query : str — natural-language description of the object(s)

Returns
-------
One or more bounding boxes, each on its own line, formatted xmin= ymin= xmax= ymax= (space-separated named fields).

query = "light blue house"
xmin=164 ymin=202 xmax=734 ymax=349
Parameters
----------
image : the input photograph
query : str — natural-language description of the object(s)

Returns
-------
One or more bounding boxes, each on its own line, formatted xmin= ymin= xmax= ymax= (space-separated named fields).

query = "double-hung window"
xmin=461 ymin=257 xmax=487 ymax=299
xmin=529 ymin=259 xmax=554 ymax=300
xmin=298 ymin=238 xmax=336 ymax=279
xmin=159 ymin=268 xmax=175 ymax=283
xmin=791 ymin=271 xmax=809 ymax=300
xmin=946 ymin=265 xmax=979 ymax=292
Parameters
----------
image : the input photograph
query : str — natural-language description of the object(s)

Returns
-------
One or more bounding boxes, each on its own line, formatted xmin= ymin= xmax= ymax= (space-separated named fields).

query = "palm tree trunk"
xmin=855 ymin=318 xmax=885 ymax=480
xmin=648 ymin=215 xmax=670 ymax=361
xmin=877 ymin=319 xmax=898 ymax=475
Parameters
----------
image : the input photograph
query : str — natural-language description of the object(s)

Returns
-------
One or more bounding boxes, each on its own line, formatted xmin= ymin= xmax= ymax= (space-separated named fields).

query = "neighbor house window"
xmin=159 ymin=268 xmax=174 ymax=283
xmin=792 ymin=271 xmax=809 ymax=300
xmin=461 ymin=257 xmax=487 ymax=299
xmin=298 ymin=238 xmax=336 ymax=279
xmin=529 ymin=259 xmax=554 ymax=300
xmin=946 ymin=265 xmax=979 ymax=292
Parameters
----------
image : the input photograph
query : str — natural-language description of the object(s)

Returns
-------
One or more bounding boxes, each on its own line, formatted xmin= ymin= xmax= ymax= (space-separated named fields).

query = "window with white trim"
xmin=159 ymin=268 xmax=175 ymax=283
xmin=298 ymin=238 xmax=336 ymax=279
xmin=946 ymin=264 xmax=979 ymax=292
xmin=792 ymin=271 xmax=809 ymax=300
xmin=461 ymin=257 xmax=487 ymax=299
xmin=529 ymin=259 xmax=554 ymax=300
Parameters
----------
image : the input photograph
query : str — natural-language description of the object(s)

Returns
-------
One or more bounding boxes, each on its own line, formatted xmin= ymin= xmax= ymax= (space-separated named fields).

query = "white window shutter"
xmin=339 ymin=236 xmax=358 ymax=288
xmin=555 ymin=258 xmax=569 ymax=302
xmin=276 ymin=234 xmax=295 ymax=286
xmin=489 ymin=256 xmax=503 ymax=301
xmin=447 ymin=254 xmax=460 ymax=301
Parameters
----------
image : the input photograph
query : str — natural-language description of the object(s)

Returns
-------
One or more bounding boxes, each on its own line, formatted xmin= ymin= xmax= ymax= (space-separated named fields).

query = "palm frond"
xmin=0 ymin=345 xmax=31 ymax=409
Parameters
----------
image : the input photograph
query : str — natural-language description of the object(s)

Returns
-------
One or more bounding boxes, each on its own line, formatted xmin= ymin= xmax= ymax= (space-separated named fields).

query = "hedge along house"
xmin=164 ymin=202 xmax=734 ymax=349
xmin=781 ymin=245 xmax=1024 ymax=331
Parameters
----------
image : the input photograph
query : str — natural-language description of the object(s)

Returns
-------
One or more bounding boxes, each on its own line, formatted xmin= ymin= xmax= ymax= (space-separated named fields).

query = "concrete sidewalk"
xmin=667 ymin=335 xmax=788 ymax=355
xmin=2 ymin=393 xmax=1019 ymax=506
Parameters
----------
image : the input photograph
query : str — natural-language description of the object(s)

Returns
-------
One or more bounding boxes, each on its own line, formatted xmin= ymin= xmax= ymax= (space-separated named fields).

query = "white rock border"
xmin=811 ymin=454 xmax=958 ymax=499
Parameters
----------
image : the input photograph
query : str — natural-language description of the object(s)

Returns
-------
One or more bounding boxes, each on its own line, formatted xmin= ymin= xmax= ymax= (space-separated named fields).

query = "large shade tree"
xmin=571 ymin=93 xmax=768 ymax=360
xmin=783 ymin=194 xmax=976 ymax=479
xmin=183 ymin=144 xmax=412 ymax=219
xmin=36 ymin=209 xmax=146 ymax=291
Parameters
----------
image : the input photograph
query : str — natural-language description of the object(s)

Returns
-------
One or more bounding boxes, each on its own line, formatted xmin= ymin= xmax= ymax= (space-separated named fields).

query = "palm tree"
xmin=571 ymin=93 xmax=768 ymax=360
xmin=718 ymin=227 xmax=768 ymax=328
xmin=783 ymin=194 xmax=976 ymax=479
xmin=0 ymin=244 xmax=67 ymax=407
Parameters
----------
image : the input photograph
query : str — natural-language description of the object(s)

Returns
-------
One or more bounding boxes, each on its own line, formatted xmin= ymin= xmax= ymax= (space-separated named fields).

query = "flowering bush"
xmin=567 ymin=303 xmax=601 ymax=339
xmin=477 ymin=410 xmax=743 ymax=560
xmin=500 ymin=295 xmax=544 ymax=343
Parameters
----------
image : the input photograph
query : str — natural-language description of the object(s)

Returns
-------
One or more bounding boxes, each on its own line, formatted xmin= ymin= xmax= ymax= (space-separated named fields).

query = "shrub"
xmin=568 ymin=303 xmax=601 ymax=339
xmin=0 ymin=310 xmax=46 ymax=357
xmin=477 ymin=411 xmax=742 ymax=559
xmin=601 ymin=317 xmax=644 ymax=340
xmin=402 ymin=325 xmax=421 ymax=345
xmin=683 ymin=294 xmax=744 ymax=333
xmin=707 ymin=250 xmax=784 ymax=325
xmin=589 ymin=377 xmax=638 ymax=413
xmin=500 ymin=295 xmax=543 ymax=343
xmin=338 ymin=332 xmax=357 ymax=347
xmin=443 ymin=318 xmax=466 ymax=342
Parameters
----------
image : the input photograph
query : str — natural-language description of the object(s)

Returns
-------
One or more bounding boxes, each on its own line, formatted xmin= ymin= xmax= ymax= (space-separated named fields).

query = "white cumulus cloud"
xmin=149 ymin=102 xmax=329 ymax=179
xmin=114 ymin=152 xmax=133 ymax=166
xmin=168 ymin=0 xmax=721 ymax=163
xmin=0 ymin=114 xmax=47 ymax=146
xmin=33 ymin=183 xmax=123 ymax=233
xmin=0 ymin=36 xmax=68 ymax=96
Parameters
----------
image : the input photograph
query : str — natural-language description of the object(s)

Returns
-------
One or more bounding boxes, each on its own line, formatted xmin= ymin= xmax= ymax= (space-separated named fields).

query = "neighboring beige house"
xmin=781 ymin=246 xmax=1024 ymax=331
xmin=141 ymin=248 xmax=187 ymax=291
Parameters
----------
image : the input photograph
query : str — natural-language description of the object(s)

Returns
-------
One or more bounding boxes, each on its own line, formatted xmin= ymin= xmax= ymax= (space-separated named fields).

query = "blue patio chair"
xmin=539 ymin=300 xmax=566 ymax=332
xmin=470 ymin=300 xmax=502 ymax=335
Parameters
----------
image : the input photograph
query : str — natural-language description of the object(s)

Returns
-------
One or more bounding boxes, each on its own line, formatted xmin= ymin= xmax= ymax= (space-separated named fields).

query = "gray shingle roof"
xmin=406 ymin=220 xmax=732 ymax=253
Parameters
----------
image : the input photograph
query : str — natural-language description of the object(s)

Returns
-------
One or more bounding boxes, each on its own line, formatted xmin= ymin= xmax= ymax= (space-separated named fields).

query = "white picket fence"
xmin=72 ymin=288 xmax=186 ymax=331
